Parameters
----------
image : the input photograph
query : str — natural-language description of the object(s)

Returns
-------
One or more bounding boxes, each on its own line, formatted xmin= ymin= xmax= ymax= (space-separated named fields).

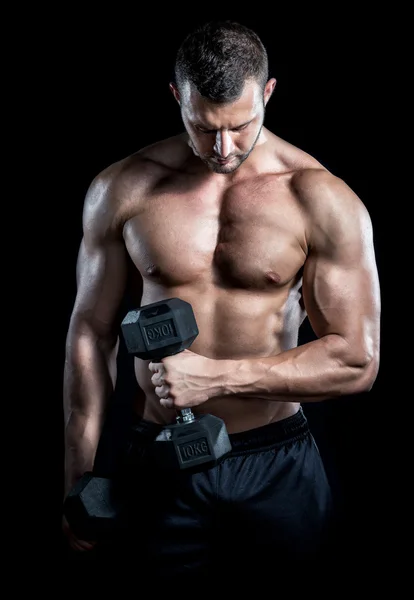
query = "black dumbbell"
xmin=121 ymin=298 xmax=232 ymax=470
xmin=63 ymin=472 xmax=123 ymax=542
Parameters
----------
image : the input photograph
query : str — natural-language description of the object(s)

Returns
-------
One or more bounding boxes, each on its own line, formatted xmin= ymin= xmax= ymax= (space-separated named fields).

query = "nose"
xmin=213 ymin=130 xmax=234 ymax=159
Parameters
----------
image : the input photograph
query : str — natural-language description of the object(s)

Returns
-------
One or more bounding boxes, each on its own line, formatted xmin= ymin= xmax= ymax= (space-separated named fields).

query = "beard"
xmin=189 ymin=120 xmax=264 ymax=175
xmin=205 ymin=152 xmax=249 ymax=174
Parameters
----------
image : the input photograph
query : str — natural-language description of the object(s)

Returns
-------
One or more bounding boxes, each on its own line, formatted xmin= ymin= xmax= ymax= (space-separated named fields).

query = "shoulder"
xmin=85 ymin=133 xmax=189 ymax=204
xmin=82 ymin=134 xmax=190 ymax=235
xmin=290 ymin=168 xmax=373 ymax=248
xmin=291 ymin=167 xmax=371 ymax=221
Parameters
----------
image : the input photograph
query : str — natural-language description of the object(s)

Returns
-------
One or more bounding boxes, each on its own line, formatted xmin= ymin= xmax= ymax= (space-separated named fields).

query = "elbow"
xmin=360 ymin=353 xmax=380 ymax=392
xmin=64 ymin=320 xmax=120 ymax=382
xmin=332 ymin=335 xmax=380 ymax=395
xmin=66 ymin=316 xmax=119 ymax=353
xmin=349 ymin=351 xmax=380 ymax=395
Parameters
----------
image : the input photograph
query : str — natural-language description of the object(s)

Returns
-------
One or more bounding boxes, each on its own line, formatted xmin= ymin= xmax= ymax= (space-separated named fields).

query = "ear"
xmin=169 ymin=82 xmax=181 ymax=105
xmin=263 ymin=78 xmax=277 ymax=106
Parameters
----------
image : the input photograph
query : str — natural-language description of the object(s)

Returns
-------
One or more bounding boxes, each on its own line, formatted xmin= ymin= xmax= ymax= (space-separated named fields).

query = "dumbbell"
xmin=120 ymin=297 xmax=232 ymax=470
xmin=63 ymin=472 xmax=123 ymax=542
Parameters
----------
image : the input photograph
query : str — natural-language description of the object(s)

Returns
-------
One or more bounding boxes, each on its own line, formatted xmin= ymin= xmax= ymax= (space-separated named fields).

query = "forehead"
xmin=182 ymin=80 xmax=261 ymax=127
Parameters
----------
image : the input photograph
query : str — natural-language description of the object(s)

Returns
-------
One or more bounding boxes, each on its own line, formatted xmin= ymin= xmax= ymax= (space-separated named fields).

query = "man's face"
xmin=173 ymin=79 xmax=275 ymax=174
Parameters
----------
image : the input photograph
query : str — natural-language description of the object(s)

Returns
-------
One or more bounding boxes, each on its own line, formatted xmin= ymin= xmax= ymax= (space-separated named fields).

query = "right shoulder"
xmin=82 ymin=134 xmax=189 ymax=236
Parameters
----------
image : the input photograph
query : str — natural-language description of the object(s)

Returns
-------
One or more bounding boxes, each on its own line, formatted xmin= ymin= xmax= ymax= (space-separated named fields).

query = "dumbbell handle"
xmin=176 ymin=408 xmax=195 ymax=424
xmin=152 ymin=353 xmax=195 ymax=424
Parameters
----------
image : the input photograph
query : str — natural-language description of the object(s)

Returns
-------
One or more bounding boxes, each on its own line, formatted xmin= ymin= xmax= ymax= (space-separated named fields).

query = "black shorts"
xmin=111 ymin=407 xmax=336 ymax=578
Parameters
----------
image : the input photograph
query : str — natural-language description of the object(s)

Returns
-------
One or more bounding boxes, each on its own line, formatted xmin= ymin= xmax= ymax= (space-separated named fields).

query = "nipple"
xmin=265 ymin=271 xmax=281 ymax=284
xmin=146 ymin=264 xmax=160 ymax=277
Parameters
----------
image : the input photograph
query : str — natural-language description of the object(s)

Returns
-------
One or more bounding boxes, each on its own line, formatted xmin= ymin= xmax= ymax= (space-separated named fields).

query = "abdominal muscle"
xmin=131 ymin=285 xmax=302 ymax=434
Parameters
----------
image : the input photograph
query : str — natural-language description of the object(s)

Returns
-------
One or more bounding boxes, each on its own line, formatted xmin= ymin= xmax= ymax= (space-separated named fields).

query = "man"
xmin=62 ymin=20 xmax=380 ymax=573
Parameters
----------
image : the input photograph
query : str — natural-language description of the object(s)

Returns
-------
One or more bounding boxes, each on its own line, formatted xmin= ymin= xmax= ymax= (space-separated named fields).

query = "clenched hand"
xmin=148 ymin=349 xmax=224 ymax=409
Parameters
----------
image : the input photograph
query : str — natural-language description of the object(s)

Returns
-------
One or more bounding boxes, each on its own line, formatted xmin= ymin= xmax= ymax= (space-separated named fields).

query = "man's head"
xmin=170 ymin=21 xmax=276 ymax=174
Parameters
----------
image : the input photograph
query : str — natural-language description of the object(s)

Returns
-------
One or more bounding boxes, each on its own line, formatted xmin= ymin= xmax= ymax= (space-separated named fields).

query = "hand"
xmin=62 ymin=515 xmax=96 ymax=552
xmin=149 ymin=349 xmax=222 ymax=410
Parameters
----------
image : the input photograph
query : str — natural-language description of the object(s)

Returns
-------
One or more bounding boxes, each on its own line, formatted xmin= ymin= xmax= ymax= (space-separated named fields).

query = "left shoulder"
xmin=291 ymin=168 xmax=374 ymax=250
xmin=291 ymin=167 xmax=360 ymax=202
xmin=291 ymin=168 xmax=366 ymax=215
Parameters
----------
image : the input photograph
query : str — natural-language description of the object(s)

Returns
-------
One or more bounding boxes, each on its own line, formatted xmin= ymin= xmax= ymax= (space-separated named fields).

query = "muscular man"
xmin=63 ymin=20 xmax=380 ymax=572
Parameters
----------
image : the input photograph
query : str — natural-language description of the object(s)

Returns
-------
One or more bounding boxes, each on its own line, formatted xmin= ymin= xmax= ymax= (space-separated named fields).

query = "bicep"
xmin=69 ymin=176 xmax=133 ymax=340
xmin=302 ymin=200 xmax=380 ymax=360
xmin=72 ymin=234 xmax=129 ymax=337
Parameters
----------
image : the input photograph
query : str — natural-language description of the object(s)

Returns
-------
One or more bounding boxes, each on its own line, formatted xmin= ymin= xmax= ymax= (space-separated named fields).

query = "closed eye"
xmin=196 ymin=121 xmax=252 ymax=134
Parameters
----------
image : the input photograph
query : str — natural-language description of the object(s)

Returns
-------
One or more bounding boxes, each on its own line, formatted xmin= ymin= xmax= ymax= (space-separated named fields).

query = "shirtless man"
xmin=62 ymin=20 xmax=381 ymax=573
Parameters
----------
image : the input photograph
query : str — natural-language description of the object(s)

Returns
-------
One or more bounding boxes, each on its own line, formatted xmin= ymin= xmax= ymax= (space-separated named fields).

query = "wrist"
xmin=210 ymin=358 xmax=239 ymax=398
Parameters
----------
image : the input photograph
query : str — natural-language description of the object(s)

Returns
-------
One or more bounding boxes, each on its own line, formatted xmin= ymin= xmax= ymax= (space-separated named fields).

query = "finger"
xmin=155 ymin=384 xmax=170 ymax=398
xmin=69 ymin=538 xmax=95 ymax=552
xmin=160 ymin=397 xmax=174 ymax=409
xmin=77 ymin=539 xmax=96 ymax=550
xmin=148 ymin=361 xmax=162 ymax=373
xmin=151 ymin=372 xmax=164 ymax=386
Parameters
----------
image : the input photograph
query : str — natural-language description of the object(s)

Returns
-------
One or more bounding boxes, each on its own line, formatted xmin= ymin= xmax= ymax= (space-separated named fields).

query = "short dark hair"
xmin=174 ymin=20 xmax=269 ymax=103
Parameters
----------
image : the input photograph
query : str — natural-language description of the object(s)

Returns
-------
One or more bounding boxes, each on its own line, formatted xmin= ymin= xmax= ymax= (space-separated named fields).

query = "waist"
xmin=226 ymin=407 xmax=309 ymax=454
xmin=138 ymin=390 xmax=300 ymax=434
xmin=129 ymin=406 xmax=309 ymax=456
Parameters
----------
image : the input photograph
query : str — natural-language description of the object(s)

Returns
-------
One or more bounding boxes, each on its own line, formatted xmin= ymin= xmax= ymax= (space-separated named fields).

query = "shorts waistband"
xmin=130 ymin=407 xmax=309 ymax=455
xmin=226 ymin=407 xmax=309 ymax=455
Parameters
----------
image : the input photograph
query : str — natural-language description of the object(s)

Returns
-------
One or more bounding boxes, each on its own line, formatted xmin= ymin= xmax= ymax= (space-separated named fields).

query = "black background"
xmin=40 ymin=10 xmax=399 ymax=565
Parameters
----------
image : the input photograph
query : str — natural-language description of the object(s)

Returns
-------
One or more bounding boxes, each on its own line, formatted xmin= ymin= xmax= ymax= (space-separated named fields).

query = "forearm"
xmin=63 ymin=331 xmax=117 ymax=494
xmin=217 ymin=334 xmax=375 ymax=403
xmin=64 ymin=413 xmax=103 ymax=494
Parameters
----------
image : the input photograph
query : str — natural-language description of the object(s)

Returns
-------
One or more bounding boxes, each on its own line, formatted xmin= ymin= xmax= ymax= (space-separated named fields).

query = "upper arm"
xmin=299 ymin=170 xmax=381 ymax=367
xmin=69 ymin=169 xmax=132 ymax=342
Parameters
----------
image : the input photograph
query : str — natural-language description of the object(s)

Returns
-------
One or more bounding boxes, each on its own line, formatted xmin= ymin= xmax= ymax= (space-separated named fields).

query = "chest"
xmin=123 ymin=182 xmax=307 ymax=289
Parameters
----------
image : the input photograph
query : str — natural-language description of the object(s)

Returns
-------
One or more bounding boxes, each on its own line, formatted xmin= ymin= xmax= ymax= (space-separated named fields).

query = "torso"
xmin=117 ymin=130 xmax=326 ymax=433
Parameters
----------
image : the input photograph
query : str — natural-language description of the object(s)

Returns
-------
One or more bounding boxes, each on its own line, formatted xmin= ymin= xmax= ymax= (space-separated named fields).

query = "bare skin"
xmin=63 ymin=78 xmax=381 ymax=550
